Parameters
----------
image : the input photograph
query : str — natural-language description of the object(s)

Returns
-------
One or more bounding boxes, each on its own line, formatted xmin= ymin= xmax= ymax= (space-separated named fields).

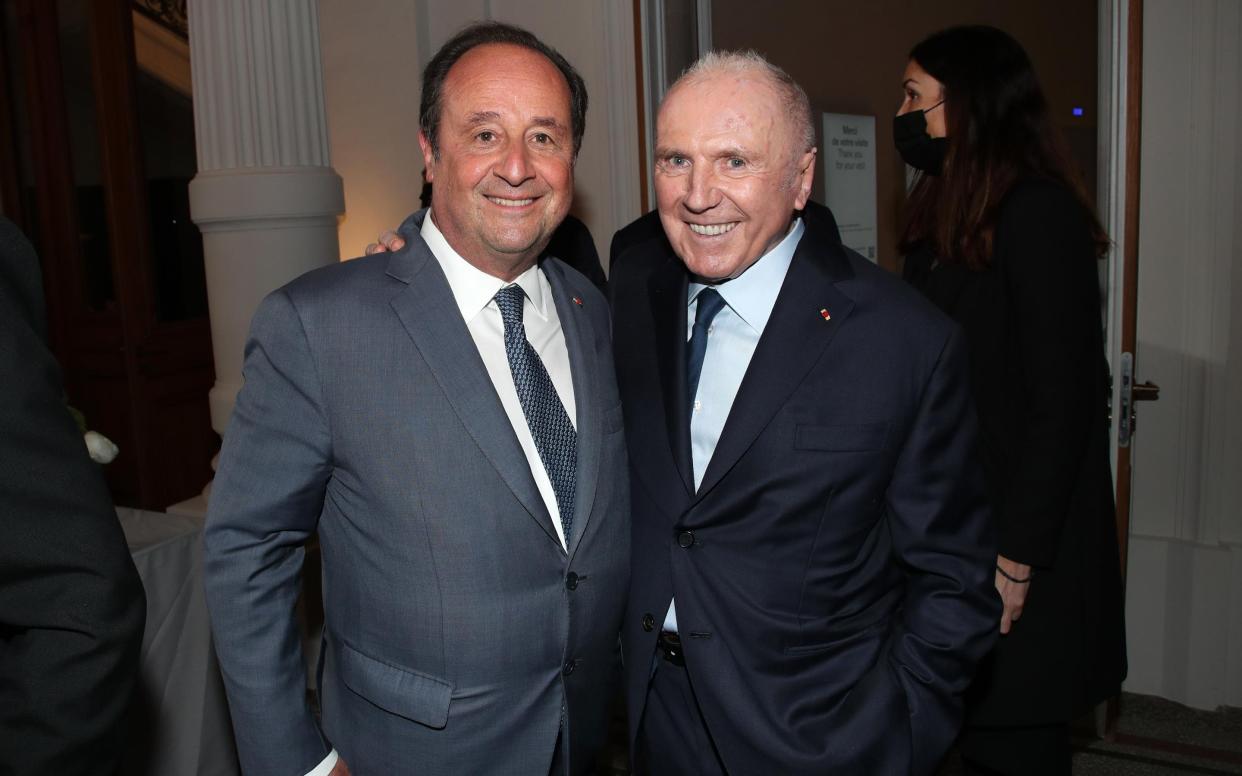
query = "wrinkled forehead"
xmin=657 ymin=73 xmax=791 ymax=151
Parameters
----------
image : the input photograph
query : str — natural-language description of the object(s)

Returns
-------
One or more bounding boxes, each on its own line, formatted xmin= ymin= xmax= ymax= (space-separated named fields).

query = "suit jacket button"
xmin=563 ymin=660 xmax=577 ymax=676
xmin=677 ymin=530 xmax=695 ymax=548
xmin=565 ymin=572 xmax=579 ymax=590
xmin=641 ymin=613 xmax=655 ymax=632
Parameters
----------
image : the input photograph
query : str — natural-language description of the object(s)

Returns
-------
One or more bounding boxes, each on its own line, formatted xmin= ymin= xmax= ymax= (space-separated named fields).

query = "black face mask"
xmin=893 ymin=102 xmax=947 ymax=174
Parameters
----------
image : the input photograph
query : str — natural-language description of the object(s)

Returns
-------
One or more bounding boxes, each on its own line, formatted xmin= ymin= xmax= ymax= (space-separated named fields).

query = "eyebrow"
xmin=464 ymin=111 xmax=566 ymax=133
xmin=530 ymin=116 xmax=567 ymax=133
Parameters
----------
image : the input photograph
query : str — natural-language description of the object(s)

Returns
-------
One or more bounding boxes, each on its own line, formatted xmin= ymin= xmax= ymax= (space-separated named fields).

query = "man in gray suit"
xmin=204 ymin=22 xmax=629 ymax=776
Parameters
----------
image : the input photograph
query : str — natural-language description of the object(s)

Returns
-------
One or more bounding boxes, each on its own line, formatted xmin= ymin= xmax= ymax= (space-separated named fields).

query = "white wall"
xmin=318 ymin=1 xmax=426 ymax=260
xmin=318 ymin=0 xmax=643 ymax=265
xmin=1123 ymin=0 xmax=1242 ymax=710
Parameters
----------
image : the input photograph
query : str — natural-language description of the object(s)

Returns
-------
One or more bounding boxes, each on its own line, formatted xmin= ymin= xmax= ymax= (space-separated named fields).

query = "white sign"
xmin=821 ymin=113 xmax=878 ymax=262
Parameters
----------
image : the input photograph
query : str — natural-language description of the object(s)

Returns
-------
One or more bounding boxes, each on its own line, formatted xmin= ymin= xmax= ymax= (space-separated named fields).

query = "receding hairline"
xmin=663 ymin=50 xmax=816 ymax=154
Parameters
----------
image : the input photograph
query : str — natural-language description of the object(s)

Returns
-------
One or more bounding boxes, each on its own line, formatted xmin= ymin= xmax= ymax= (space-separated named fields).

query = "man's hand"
xmin=329 ymin=758 xmax=351 ymax=776
xmin=994 ymin=554 xmax=1032 ymax=635
xmin=364 ymin=230 xmax=406 ymax=255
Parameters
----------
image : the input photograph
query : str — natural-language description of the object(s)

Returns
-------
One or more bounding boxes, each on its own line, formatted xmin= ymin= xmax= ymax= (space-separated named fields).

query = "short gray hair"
xmin=672 ymin=50 xmax=816 ymax=154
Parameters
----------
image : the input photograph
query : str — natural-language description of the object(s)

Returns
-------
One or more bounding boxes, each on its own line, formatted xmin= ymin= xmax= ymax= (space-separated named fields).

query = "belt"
xmin=656 ymin=630 xmax=684 ymax=667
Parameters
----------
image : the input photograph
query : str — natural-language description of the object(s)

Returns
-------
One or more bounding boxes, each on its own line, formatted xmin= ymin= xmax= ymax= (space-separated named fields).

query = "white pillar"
xmin=176 ymin=0 xmax=343 ymax=514
xmin=188 ymin=0 xmax=343 ymax=438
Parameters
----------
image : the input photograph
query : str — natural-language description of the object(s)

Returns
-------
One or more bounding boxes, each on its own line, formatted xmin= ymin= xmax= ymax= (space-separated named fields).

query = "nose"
xmin=682 ymin=163 xmax=718 ymax=213
xmin=494 ymin=140 xmax=535 ymax=188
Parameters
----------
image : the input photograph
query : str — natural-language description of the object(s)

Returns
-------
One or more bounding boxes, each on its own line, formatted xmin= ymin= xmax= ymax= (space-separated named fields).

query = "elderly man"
xmin=609 ymin=52 xmax=999 ymax=775
xmin=204 ymin=22 xmax=628 ymax=776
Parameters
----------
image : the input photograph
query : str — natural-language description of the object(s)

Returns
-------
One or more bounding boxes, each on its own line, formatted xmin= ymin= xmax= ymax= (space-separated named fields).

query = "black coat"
xmin=0 ymin=217 xmax=146 ymax=774
xmin=903 ymin=180 xmax=1127 ymax=724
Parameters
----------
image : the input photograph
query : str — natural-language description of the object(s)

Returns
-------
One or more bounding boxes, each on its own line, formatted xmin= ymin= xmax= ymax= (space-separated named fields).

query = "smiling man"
xmin=609 ymin=52 xmax=999 ymax=775
xmin=204 ymin=22 xmax=629 ymax=776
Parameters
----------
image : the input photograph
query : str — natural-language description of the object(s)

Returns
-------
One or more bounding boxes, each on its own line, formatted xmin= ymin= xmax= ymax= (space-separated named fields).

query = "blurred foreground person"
xmin=0 ymin=216 xmax=145 ymax=775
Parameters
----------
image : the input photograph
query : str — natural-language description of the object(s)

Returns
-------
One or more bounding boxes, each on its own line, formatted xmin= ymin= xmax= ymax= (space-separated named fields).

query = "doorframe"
xmin=1098 ymin=0 xmax=1143 ymax=734
xmin=1098 ymin=0 xmax=1142 ymax=580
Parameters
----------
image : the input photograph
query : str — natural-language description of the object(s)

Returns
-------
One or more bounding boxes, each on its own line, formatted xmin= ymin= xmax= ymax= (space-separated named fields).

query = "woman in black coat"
xmin=893 ymin=26 xmax=1127 ymax=775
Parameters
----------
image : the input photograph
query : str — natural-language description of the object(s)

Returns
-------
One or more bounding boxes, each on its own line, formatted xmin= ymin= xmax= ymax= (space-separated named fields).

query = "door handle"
xmin=1116 ymin=355 xmax=1159 ymax=447
xmin=1132 ymin=381 xmax=1160 ymax=402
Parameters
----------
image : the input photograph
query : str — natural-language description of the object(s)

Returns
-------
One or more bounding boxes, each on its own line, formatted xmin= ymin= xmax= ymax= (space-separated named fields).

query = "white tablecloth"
xmin=118 ymin=507 xmax=239 ymax=776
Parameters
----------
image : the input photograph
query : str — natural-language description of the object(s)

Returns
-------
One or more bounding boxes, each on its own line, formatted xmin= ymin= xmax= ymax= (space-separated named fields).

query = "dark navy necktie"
xmin=494 ymin=284 xmax=577 ymax=541
xmin=686 ymin=288 xmax=726 ymax=411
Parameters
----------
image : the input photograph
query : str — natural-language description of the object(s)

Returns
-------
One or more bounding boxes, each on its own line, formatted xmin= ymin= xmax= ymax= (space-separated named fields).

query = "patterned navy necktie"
xmin=494 ymin=284 xmax=577 ymax=541
xmin=686 ymin=288 xmax=727 ymax=411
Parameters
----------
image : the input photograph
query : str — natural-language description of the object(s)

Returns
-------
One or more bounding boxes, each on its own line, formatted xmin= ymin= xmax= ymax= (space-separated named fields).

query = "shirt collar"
xmin=421 ymin=210 xmax=549 ymax=323
xmin=688 ymin=217 xmax=804 ymax=334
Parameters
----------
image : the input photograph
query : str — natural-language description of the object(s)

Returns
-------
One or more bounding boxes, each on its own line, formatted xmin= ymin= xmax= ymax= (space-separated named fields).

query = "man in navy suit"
xmin=610 ymin=51 xmax=999 ymax=774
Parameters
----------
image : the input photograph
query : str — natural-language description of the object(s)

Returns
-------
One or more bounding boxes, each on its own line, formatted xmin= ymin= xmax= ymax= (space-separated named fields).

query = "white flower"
xmin=84 ymin=430 xmax=119 ymax=464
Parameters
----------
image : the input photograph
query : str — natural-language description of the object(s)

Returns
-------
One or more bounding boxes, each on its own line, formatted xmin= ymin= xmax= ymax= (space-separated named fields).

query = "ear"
xmin=793 ymin=148 xmax=816 ymax=210
xmin=418 ymin=131 xmax=436 ymax=181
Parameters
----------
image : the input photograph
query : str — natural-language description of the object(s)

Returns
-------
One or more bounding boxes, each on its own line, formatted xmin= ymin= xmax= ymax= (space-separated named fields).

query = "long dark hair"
xmin=898 ymin=25 xmax=1109 ymax=268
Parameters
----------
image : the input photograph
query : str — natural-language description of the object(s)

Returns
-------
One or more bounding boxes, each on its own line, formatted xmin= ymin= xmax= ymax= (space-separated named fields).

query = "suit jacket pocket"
xmin=794 ymin=422 xmax=890 ymax=452
xmin=784 ymin=586 xmax=901 ymax=656
xmin=338 ymin=640 xmax=453 ymax=729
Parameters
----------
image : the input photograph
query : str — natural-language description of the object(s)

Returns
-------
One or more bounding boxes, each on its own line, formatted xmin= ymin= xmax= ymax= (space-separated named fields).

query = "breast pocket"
xmin=794 ymin=422 xmax=890 ymax=452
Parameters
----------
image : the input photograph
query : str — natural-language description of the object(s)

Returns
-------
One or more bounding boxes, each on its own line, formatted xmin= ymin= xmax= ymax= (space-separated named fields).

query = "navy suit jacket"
xmin=610 ymin=215 xmax=999 ymax=774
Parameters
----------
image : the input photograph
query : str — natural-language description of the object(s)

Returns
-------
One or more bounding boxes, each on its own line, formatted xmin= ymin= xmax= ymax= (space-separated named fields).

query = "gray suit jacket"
xmin=204 ymin=210 xmax=630 ymax=776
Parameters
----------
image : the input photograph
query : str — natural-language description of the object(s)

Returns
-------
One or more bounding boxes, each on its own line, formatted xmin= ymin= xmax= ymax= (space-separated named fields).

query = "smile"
xmin=687 ymin=222 xmax=738 ymax=236
xmin=486 ymin=196 xmax=536 ymax=207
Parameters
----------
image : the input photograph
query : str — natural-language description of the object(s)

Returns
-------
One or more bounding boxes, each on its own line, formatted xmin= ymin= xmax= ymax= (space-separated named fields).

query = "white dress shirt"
xmin=304 ymin=214 xmax=578 ymax=776
xmin=421 ymin=212 xmax=577 ymax=548
xmin=662 ymin=218 xmax=804 ymax=633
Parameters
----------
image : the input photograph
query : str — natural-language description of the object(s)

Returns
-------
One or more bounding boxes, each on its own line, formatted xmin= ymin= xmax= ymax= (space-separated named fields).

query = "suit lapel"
xmin=695 ymin=230 xmax=857 ymax=498
xmin=648 ymin=258 xmax=696 ymax=497
xmin=385 ymin=223 xmax=563 ymax=550
xmin=544 ymin=261 xmax=601 ymax=561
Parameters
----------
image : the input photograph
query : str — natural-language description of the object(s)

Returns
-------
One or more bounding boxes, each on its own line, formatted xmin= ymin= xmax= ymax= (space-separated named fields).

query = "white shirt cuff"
xmin=304 ymin=749 xmax=339 ymax=776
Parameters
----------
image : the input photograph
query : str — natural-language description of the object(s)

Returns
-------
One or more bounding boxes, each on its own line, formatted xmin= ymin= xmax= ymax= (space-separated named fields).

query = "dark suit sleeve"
xmin=0 ymin=220 xmax=146 ymax=775
xmin=203 ymin=288 xmax=333 ymax=774
xmin=881 ymin=325 xmax=1000 ymax=773
xmin=546 ymin=214 xmax=607 ymax=292
xmin=994 ymin=185 xmax=1101 ymax=566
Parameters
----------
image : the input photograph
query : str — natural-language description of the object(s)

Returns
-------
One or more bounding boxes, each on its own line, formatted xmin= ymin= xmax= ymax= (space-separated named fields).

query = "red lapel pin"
xmin=572 ymin=296 xmax=583 ymax=307
xmin=820 ymin=308 xmax=831 ymax=321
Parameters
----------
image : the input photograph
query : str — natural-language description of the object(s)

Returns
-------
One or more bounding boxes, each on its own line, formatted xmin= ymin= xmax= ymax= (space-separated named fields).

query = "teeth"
xmin=688 ymin=222 xmax=737 ymax=236
xmin=487 ymin=196 xmax=534 ymax=207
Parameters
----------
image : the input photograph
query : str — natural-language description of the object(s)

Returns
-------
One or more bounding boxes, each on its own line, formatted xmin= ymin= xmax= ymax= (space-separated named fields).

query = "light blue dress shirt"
xmin=663 ymin=218 xmax=805 ymax=633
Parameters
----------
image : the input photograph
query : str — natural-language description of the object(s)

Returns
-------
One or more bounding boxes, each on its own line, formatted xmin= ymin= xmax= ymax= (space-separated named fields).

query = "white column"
xmin=189 ymin=0 xmax=343 ymax=436
xmin=178 ymin=0 xmax=343 ymax=513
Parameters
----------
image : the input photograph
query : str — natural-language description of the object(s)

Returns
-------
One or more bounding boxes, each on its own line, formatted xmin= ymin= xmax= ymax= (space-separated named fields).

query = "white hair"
xmin=672 ymin=49 xmax=816 ymax=154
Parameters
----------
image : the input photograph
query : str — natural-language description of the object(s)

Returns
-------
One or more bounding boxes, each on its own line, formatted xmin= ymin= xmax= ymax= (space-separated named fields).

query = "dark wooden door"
xmin=0 ymin=0 xmax=215 ymax=509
